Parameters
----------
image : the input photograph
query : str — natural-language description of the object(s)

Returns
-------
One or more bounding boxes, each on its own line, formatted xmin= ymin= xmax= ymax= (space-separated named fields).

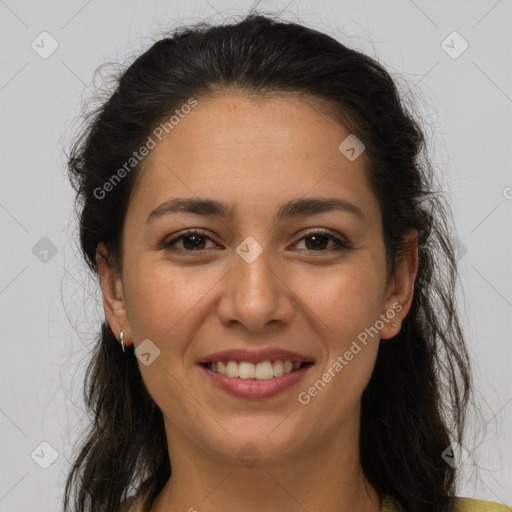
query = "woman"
xmin=62 ymin=12 xmax=510 ymax=512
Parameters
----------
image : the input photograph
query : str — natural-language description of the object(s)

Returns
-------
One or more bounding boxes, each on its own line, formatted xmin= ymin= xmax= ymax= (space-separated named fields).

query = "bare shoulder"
xmin=454 ymin=497 xmax=512 ymax=512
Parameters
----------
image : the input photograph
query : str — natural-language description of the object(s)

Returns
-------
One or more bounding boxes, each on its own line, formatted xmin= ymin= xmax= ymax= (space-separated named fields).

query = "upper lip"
xmin=197 ymin=348 xmax=316 ymax=365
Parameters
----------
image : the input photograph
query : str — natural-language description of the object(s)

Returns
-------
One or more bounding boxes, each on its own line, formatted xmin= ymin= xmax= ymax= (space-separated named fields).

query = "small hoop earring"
xmin=120 ymin=331 xmax=125 ymax=354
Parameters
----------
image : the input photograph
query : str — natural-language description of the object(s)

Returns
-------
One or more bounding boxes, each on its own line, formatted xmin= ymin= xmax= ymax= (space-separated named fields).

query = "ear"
xmin=96 ymin=242 xmax=132 ymax=347
xmin=379 ymin=229 xmax=419 ymax=340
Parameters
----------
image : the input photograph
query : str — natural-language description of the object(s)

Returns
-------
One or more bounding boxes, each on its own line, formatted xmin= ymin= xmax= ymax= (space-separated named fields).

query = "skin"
xmin=97 ymin=90 xmax=418 ymax=512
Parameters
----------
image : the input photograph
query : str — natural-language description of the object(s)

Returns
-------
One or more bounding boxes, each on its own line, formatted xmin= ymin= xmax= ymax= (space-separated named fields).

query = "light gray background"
xmin=1 ymin=1 xmax=511 ymax=510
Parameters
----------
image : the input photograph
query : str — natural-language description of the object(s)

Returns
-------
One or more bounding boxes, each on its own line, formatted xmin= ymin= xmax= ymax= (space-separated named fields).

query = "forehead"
xmin=128 ymin=91 xmax=379 ymax=228
xmin=147 ymin=90 xmax=353 ymax=163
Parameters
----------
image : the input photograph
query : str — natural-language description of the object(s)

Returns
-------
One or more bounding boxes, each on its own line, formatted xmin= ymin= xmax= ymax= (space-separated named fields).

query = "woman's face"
xmin=99 ymin=91 xmax=416 ymax=465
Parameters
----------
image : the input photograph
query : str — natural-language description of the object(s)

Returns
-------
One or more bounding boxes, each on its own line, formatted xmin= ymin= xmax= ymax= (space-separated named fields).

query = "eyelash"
xmin=162 ymin=229 xmax=352 ymax=255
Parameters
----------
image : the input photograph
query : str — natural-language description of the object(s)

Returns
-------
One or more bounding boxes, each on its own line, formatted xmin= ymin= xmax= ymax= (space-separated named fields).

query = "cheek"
xmin=300 ymin=261 xmax=384 ymax=390
xmin=123 ymin=261 xmax=216 ymax=344
xmin=301 ymin=262 xmax=385 ymax=334
xmin=296 ymin=268 xmax=383 ymax=425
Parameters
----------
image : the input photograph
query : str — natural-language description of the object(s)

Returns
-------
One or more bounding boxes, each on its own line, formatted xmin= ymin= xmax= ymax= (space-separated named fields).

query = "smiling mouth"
xmin=200 ymin=360 xmax=314 ymax=380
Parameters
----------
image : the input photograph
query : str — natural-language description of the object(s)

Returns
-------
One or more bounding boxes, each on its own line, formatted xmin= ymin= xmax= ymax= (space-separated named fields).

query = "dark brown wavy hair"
xmin=63 ymin=11 xmax=473 ymax=512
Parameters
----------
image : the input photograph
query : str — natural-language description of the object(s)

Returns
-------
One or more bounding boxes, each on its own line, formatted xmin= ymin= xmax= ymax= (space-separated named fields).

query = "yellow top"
xmin=381 ymin=496 xmax=511 ymax=512
xmin=124 ymin=493 xmax=511 ymax=512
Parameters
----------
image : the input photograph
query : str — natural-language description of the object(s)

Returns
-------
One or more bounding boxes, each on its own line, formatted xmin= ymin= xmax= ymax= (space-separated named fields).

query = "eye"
xmin=162 ymin=228 xmax=351 ymax=255
xmin=163 ymin=230 xmax=217 ymax=253
xmin=292 ymin=229 xmax=352 ymax=253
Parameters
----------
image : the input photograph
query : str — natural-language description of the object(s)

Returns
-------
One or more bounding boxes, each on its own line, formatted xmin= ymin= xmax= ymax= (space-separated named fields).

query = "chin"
xmin=198 ymin=419 xmax=310 ymax=466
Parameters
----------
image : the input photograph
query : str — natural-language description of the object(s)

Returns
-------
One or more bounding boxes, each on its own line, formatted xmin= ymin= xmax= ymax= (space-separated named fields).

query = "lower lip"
xmin=199 ymin=364 xmax=313 ymax=399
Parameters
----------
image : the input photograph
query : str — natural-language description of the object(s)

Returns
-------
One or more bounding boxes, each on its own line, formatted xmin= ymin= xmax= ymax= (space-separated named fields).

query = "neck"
xmin=150 ymin=412 xmax=381 ymax=512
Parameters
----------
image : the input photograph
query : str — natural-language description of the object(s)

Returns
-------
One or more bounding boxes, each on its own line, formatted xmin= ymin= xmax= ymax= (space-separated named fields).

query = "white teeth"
xmin=225 ymin=361 xmax=239 ymax=378
xmin=208 ymin=360 xmax=304 ymax=380
xmin=273 ymin=360 xmax=284 ymax=377
xmin=239 ymin=361 xmax=255 ymax=379
xmin=255 ymin=361 xmax=274 ymax=380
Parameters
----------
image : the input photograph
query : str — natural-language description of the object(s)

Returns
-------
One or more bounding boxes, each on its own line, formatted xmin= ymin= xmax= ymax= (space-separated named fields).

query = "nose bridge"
xmin=218 ymin=235 xmax=294 ymax=330
xmin=236 ymin=237 xmax=276 ymax=297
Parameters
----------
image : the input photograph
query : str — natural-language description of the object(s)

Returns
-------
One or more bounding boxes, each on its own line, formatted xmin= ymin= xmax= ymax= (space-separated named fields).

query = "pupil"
xmin=306 ymin=235 xmax=328 ymax=251
xmin=183 ymin=235 xmax=205 ymax=250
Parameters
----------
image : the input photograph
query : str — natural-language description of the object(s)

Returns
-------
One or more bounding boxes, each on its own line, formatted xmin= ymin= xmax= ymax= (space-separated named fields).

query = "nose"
xmin=217 ymin=242 xmax=295 ymax=332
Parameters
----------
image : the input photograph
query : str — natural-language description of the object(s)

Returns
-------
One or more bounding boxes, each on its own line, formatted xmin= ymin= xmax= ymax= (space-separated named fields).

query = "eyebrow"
xmin=147 ymin=197 xmax=367 ymax=226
